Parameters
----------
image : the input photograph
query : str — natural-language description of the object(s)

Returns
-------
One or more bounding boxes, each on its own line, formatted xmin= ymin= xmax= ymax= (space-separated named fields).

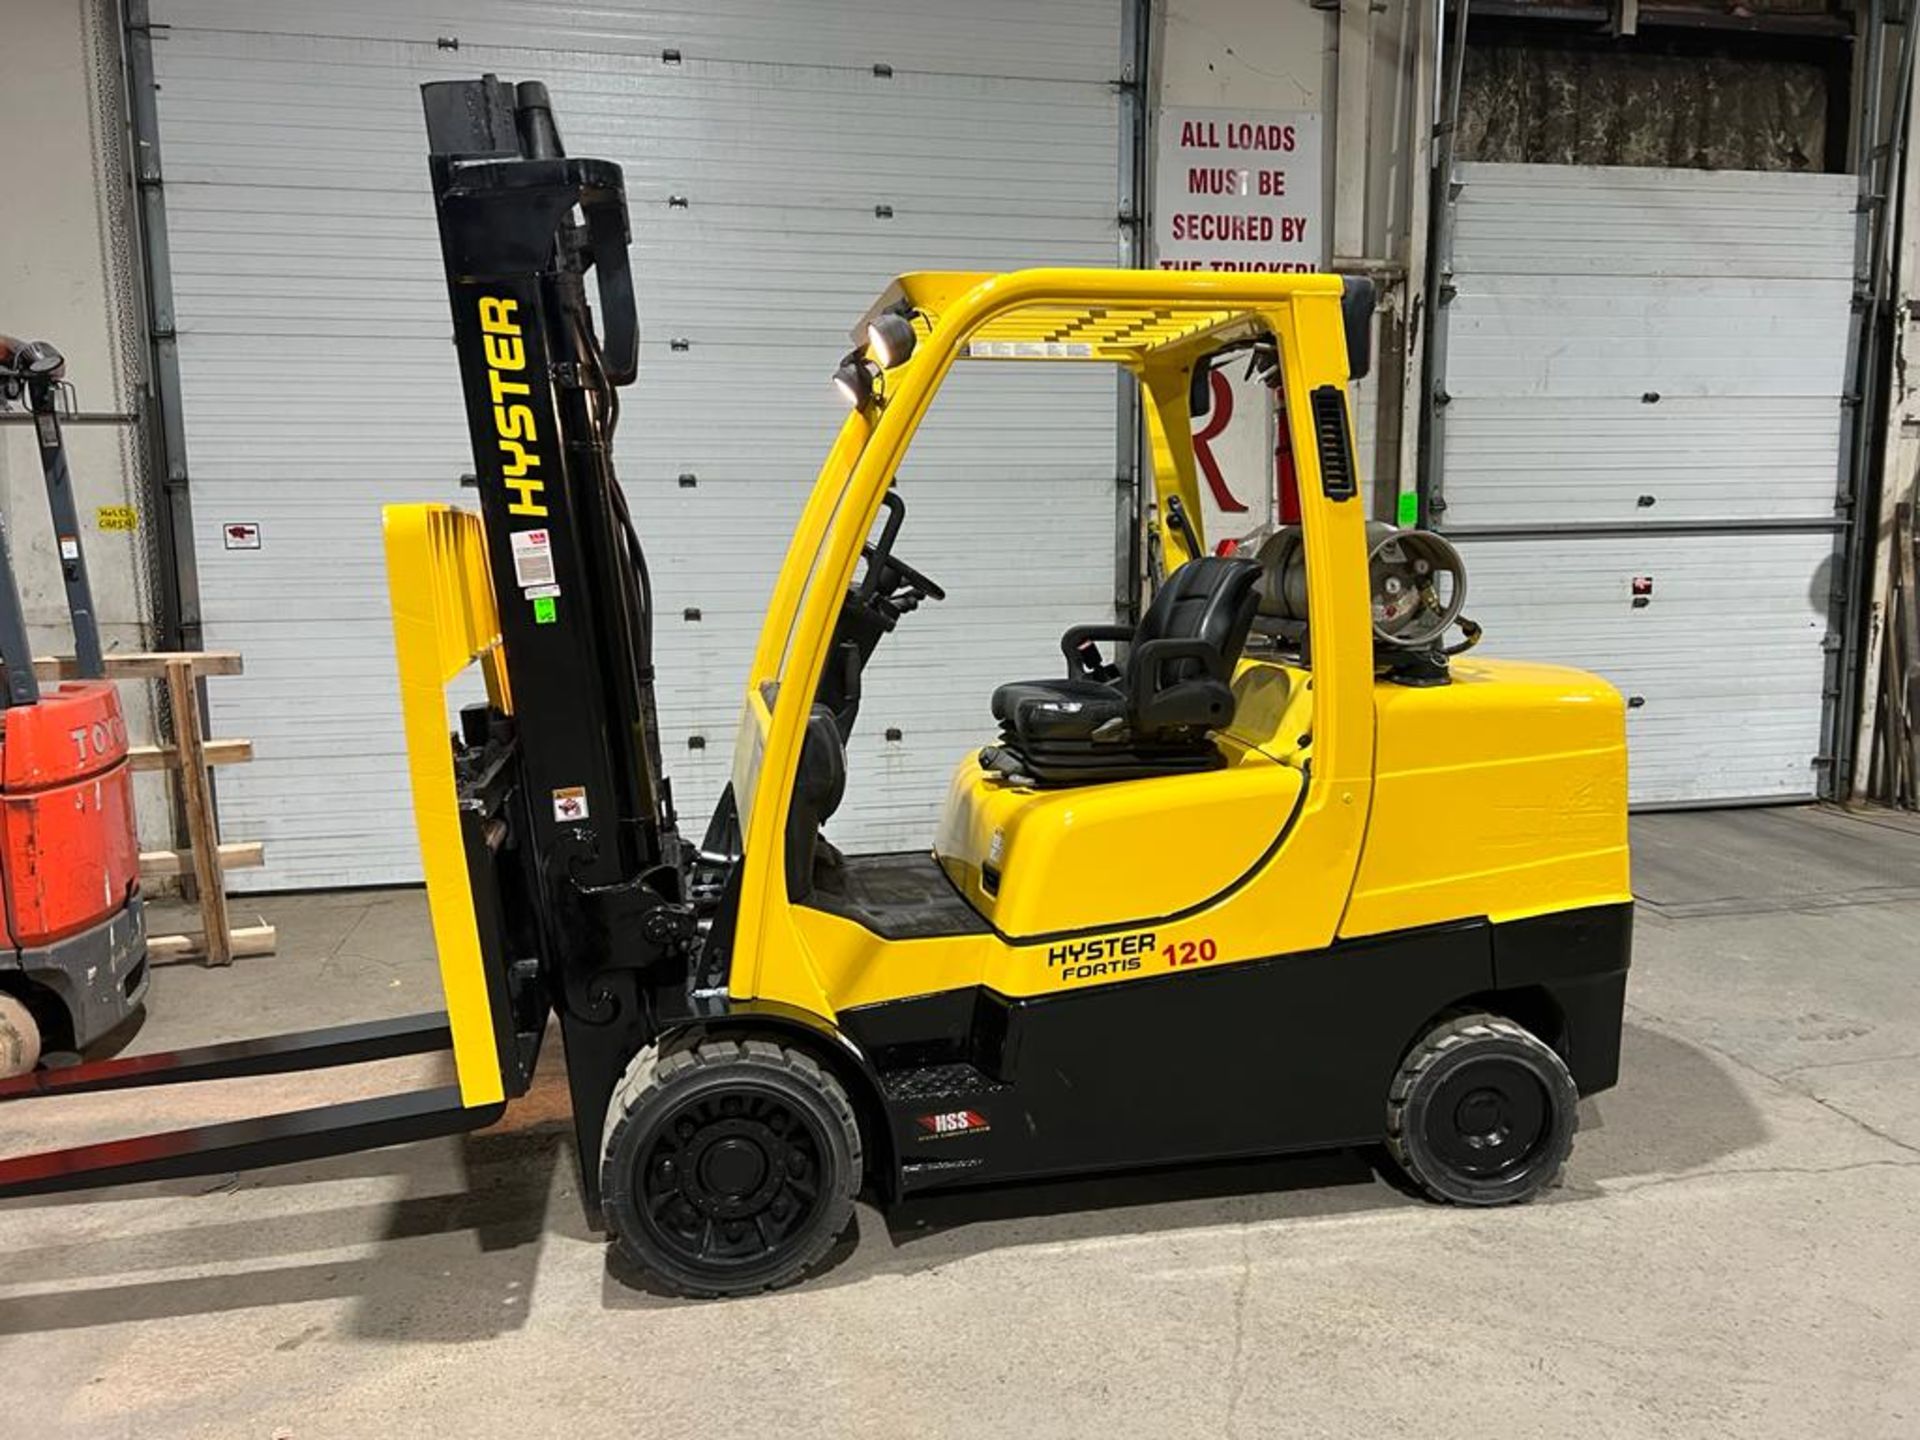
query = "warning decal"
xmin=511 ymin=529 xmax=556 ymax=589
xmin=552 ymin=786 xmax=589 ymax=823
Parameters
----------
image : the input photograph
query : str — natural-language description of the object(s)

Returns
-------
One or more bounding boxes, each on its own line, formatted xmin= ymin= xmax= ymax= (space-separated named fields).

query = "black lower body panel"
xmin=1491 ymin=903 xmax=1634 ymax=1094
xmin=3 ymin=897 xmax=149 ymax=1050
xmin=843 ymin=904 xmax=1631 ymax=1196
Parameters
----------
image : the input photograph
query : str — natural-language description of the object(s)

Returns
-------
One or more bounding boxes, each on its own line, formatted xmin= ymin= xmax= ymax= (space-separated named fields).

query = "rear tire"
xmin=1387 ymin=1011 xmax=1576 ymax=1206
xmin=0 ymin=992 xmax=42 ymax=1078
xmin=600 ymin=1036 xmax=861 ymax=1298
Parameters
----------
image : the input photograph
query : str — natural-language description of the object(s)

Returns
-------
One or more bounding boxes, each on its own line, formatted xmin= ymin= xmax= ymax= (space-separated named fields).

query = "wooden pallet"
xmin=33 ymin=649 xmax=274 ymax=966
xmin=1877 ymin=502 xmax=1920 ymax=808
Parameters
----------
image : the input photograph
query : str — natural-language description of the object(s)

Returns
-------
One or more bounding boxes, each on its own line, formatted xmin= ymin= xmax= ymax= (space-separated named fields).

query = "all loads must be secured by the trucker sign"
xmin=1154 ymin=107 xmax=1325 ymax=274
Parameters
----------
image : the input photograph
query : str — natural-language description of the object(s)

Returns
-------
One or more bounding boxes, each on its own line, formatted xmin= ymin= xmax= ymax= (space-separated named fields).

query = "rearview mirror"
xmin=1189 ymin=355 xmax=1214 ymax=417
xmin=1341 ymin=276 xmax=1375 ymax=382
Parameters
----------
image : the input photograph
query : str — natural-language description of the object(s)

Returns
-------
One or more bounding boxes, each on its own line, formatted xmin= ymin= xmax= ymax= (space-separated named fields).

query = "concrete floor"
xmin=3 ymin=808 xmax=1918 ymax=1439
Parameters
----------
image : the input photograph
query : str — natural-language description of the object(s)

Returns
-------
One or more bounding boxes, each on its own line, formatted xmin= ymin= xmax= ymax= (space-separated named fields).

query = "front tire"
xmin=0 ymin=992 xmax=42 ymax=1078
xmin=600 ymin=1036 xmax=861 ymax=1297
xmin=1387 ymin=1012 xmax=1577 ymax=1206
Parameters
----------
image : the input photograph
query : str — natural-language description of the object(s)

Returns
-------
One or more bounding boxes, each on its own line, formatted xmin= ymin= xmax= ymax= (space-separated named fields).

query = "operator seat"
xmin=982 ymin=555 xmax=1262 ymax=786
xmin=785 ymin=704 xmax=848 ymax=900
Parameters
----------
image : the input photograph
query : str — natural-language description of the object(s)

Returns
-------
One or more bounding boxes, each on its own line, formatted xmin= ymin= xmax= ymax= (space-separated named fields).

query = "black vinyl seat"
xmin=984 ymin=556 xmax=1263 ymax=786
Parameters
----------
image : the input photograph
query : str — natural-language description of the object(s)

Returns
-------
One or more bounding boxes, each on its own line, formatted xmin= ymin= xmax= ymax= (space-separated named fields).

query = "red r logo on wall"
xmin=1192 ymin=368 xmax=1246 ymax=514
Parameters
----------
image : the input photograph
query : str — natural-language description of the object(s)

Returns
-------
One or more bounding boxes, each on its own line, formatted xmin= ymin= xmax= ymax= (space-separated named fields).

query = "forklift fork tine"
xmin=0 ymin=1084 xmax=500 ymax=1202
xmin=0 ymin=1012 xmax=453 ymax=1102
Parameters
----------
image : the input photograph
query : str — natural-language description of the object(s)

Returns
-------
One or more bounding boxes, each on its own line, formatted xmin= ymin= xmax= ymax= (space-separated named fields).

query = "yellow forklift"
xmin=0 ymin=77 xmax=1630 ymax=1298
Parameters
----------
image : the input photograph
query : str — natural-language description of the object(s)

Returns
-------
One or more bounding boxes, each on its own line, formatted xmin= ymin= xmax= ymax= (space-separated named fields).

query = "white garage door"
xmin=150 ymin=0 xmax=1128 ymax=888
xmin=1436 ymin=163 xmax=1855 ymax=804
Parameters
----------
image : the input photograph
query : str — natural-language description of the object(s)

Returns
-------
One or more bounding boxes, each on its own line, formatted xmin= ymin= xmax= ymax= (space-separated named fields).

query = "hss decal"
xmin=916 ymin=1109 xmax=990 ymax=1140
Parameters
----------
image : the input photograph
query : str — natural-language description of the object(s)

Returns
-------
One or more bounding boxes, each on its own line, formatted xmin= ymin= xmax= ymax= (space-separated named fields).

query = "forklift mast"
xmin=422 ymin=76 xmax=675 ymax=892
xmin=0 ymin=336 xmax=106 ymax=698
xmin=0 ymin=78 xmax=704 ymax=1207
xmin=420 ymin=78 xmax=710 ymax=1177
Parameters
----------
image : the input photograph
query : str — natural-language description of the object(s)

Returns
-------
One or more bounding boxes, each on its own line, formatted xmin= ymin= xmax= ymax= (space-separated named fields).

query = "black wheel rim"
xmin=1422 ymin=1057 xmax=1553 ymax=1180
xmin=635 ymin=1083 xmax=830 ymax=1274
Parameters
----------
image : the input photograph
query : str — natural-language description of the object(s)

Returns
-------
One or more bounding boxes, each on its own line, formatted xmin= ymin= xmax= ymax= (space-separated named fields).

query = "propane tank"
xmin=1254 ymin=521 xmax=1472 ymax=651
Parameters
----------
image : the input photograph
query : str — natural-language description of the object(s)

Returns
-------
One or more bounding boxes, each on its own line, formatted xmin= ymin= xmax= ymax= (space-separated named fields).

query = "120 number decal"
xmin=1163 ymin=938 xmax=1219 ymax=968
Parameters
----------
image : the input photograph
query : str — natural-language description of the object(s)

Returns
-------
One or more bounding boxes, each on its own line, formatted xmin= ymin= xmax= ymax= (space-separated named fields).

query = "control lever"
xmin=1165 ymin=495 xmax=1203 ymax=562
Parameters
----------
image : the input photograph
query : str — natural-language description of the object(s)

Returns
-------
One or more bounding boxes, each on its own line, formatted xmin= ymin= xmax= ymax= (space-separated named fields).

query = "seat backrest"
xmin=1125 ymin=556 xmax=1262 ymax=737
xmin=784 ymin=703 xmax=847 ymax=899
xmin=1131 ymin=556 xmax=1262 ymax=681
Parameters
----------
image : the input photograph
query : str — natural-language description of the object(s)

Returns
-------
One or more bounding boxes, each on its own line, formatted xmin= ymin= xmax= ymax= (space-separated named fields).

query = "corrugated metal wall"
xmin=1436 ymin=163 xmax=1855 ymax=804
xmin=148 ymin=0 xmax=1127 ymax=888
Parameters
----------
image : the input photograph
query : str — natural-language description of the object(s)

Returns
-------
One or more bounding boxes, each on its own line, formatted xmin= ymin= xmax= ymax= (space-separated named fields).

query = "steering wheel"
xmin=856 ymin=490 xmax=945 ymax=620
xmin=860 ymin=542 xmax=945 ymax=608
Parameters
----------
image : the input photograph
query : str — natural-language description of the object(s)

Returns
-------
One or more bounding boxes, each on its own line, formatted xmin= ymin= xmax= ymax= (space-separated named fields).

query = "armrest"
xmin=1127 ymin=637 xmax=1221 ymax=712
xmin=1061 ymin=622 xmax=1133 ymax=681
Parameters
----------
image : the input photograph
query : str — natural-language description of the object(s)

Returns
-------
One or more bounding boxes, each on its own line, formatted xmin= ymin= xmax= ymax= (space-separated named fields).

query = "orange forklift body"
xmin=0 ymin=681 xmax=146 ymax=1046
xmin=0 ymin=682 xmax=138 ymax=945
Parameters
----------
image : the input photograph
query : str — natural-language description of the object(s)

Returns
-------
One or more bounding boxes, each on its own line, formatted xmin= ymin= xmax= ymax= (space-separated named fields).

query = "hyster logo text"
xmin=1047 ymin=932 xmax=1154 ymax=982
xmin=478 ymin=297 xmax=547 ymax=518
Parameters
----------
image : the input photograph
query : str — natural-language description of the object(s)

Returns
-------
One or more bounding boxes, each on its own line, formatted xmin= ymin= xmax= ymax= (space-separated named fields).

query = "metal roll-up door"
xmin=148 ymin=0 xmax=1130 ymax=888
xmin=1433 ymin=162 xmax=1857 ymax=805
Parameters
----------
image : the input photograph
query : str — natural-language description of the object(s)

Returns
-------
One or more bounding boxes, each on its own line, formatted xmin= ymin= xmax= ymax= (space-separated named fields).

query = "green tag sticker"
xmin=532 ymin=595 xmax=557 ymax=624
xmin=1396 ymin=491 xmax=1419 ymax=527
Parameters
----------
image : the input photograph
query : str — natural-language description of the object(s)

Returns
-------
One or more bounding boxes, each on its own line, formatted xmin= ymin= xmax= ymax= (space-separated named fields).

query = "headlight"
xmin=833 ymin=352 xmax=877 ymax=409
xmin=866 ymin=311 xmax=917 ymax=369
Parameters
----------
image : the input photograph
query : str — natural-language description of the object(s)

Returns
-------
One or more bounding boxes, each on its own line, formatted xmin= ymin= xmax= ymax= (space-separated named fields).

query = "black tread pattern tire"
xmin=1387 ymin=1011 xmax=1577 ymax=1206
xmin=600 ymin=1036 xmax=861 ymax=1298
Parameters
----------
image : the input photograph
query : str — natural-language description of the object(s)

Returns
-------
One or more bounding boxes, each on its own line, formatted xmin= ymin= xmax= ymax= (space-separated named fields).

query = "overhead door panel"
xmin=151 ymin=1 xmax=1125 ymax=887
xmin=1437 ymin=163 xmax=1855 ymax=804
xmin=1453 ymin=533 xmax=1832 ymax=805
xmin=1440 ymin=397 xmax=1844 ymax=526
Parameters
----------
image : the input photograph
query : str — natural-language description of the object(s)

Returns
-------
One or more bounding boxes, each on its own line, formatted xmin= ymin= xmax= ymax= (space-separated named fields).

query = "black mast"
xmin=421 ymin=77 xmax=673 ymax=887
xmin=423 ymin=77 xmax=698 ymax=1195
xmin=0 ymin=337 xmax=107 ymax=691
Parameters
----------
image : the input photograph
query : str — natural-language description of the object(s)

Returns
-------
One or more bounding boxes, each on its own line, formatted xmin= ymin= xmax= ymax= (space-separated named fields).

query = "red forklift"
xmin=0 ymin=337 xmax=147 ymax=1076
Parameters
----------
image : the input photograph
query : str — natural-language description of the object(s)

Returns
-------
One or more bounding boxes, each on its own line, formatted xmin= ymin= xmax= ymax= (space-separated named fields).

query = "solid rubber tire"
xmin=600 ymin=1036 xmax=861 ymax=1297
xmin=1386 ymin=1011 xmax=1577 ymax=1206
xmin=0 ymin=992 xmax=42 ymax=1078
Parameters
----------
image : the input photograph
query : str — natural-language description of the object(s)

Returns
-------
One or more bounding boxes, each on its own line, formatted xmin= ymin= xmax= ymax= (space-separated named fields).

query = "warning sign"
xmin=551 ymin=785 xmax=589 ymax=823
xmin=1154 ymin=107 xmax=1324 ymax=274
xmin=511 ymin=528 xmax=555 ymax=589
xmin=223 ymin=521 xmax=261 ymax=550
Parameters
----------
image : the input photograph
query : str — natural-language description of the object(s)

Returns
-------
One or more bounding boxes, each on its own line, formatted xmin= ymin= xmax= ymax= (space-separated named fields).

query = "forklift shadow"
xmin=602 ymin=1018 xmax=1765 ymax=1303
xmin=880 ymin=1150 xmax=1399 ymax=1254
xmin=850 ymin=1021 xmax=1759 ymax=1283
xmin=1554 ymin=1015 xmax=1770 ymax=1189
xmin=0 ymin=1023 xmax=1760 ymax=1322
xmin=595 ymin=1149 xmax=1391 ymax=1307
xmin=0 ymin=1112 xmax=578 ymax=1343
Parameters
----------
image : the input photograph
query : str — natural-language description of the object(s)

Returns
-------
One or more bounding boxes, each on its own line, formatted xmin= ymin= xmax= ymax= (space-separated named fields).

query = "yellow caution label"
xmin=96 ymin=505 xmax=138 ymax=532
